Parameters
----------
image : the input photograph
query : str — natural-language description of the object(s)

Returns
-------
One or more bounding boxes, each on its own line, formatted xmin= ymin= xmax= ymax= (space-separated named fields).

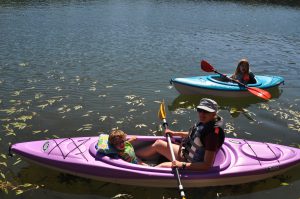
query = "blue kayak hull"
xmin=171 ymin=75 xmax=284 ymax=97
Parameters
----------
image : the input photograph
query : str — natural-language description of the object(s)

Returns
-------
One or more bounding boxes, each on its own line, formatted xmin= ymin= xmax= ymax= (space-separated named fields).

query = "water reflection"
xmin=16 ymin=163 xmax=300 ymax=198
xmin=169 ymin=87 xmax=282 ymax=119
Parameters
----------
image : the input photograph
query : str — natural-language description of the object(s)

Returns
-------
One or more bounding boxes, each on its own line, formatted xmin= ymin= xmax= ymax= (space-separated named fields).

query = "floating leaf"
xmin=35 ymin=93 xmax=44 ymax=99
xmin=19 ymin=62 xmax=29 ymax=67
xmin=13 ymin=159 xmax=21 ymax=165
xmin=99 ymin=116 xmax=107 ymax=122
xmin=33 ymin=130 xmax=42 ymax=134
xmin=0 ymin=107 xmax=17 ymax=115
xmin=0 ymin=172 xmax=5 ymax=179
xmin=74 ymin=105 xmax=83 ymax=110
xmin=22 ymin=183 xmax=32 ymax=188
xmin=15 ymin=190 xmax=24 ymax=195
xmin=46 ymin=99 xmax=56 ymax=105
xmin=12 ymin=90 xmax=22 ymax=96
xmin=37 ymin=104 xmax=49 ymax=109
xmin=11 ymin=122 xmax=27 ymax=130
xmin=125 ymin=95 xmax=136 ymax=100
xmin=89 ymin=87 xmax=96 ymax=91
xmin=135 ymin=124 xmax=147 ymax=128
xmin=280 ymin=182 xmax=289 ymax=186
xmin=0 ymin=118 xmax=11 ymax=122
xmin=111 ymin=194 xmax=133 ymax=199
xmin=16 ymin=115 xmax=33 ymax=122
xmin=55 ymin=86 xmax=62 ymax=91
xmin=0 ymin=154 xmax=7 ymax=159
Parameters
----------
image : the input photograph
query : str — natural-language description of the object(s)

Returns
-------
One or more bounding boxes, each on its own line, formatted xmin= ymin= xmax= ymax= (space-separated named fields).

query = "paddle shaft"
xmin=212 ymin=69 xmax=252 ymax=88
xmin=162 ymin=119 xmax=186 ymax=199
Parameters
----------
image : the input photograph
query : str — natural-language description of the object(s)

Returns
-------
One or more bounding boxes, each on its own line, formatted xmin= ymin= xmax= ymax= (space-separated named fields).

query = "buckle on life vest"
xmin=214 ymin=127 xmax=219 ymax=135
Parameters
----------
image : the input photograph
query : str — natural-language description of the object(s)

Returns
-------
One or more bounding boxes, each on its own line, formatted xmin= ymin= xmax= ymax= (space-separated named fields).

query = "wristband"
xmin=182 ymin=162 xmax=186 ymax=169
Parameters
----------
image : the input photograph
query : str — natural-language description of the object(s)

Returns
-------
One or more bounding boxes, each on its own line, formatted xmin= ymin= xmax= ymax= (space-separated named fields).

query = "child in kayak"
xmin=109 ymin=129 xmax=148 ymax=166
xmin=231 ymin=59 xmax=256 ymax=84
xmin=136 ymin=98 xmax=225 ymax=171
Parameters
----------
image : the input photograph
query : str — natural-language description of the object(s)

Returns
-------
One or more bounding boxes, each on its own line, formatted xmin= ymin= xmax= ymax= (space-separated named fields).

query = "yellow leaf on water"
xmin=0 ymin=154 xmax=7 ymax=159
xmin=135 ymin=124 xmax=147 ymax=128
xmin=99 ymin=116 xmax=107 ymax=122
xmin=15 ymin=190 xmax=24 ymax=195
xmin=74 ymin=105 xmax=83 ymax=110
xmin=281 ymin=182 xmax=289 ymax=186
xmin=37 ymin=104 xmax=48 ymax=109
xmin=13 ymin=159 xmax=21 ymax=165
xmin=0 ymin=172 xmax=5 ymax=179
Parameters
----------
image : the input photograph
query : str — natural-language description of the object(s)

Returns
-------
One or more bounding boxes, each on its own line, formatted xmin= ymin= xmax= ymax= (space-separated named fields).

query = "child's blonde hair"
xmin=109 ymin=129 xmax=126 ymax=144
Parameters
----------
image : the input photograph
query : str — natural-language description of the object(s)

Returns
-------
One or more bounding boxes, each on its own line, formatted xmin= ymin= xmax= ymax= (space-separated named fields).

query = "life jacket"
xmin=236 ymin=73 xmax=250 ymax=84
xmin=95 ymin=134 xmax=139 ymax=164
xmin=181 ymin=116 xmax=225 ymax=163
xmin=117 ymin=141 xmax=139 ymax=164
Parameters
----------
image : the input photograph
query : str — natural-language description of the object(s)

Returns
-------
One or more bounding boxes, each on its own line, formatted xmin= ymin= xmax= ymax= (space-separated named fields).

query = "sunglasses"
xmin=197 ymin=109 xmax=210 ymax=113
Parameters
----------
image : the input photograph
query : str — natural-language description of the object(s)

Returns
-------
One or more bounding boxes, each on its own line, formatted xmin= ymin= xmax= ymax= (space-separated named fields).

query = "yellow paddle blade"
xmin=158 ymin=100 xmax=166 ymax=120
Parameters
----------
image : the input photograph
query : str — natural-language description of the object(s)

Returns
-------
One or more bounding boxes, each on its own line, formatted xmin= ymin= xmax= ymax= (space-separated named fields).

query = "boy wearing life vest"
xmin=109 ymin=129 xmax=148 ymax=166
xmin=231 ymin=59 xmax=256 ymax=84
xmin=136 ymin=98 xmax=225 ymax=171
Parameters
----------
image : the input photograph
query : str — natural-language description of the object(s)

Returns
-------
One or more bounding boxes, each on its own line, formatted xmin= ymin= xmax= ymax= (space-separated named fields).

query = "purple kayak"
xmin=10 ymin=135 xmax=300 ymax=187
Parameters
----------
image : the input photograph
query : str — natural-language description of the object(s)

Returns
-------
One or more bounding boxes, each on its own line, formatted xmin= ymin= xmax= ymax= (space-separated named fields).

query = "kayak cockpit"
xmin=208 ymin=75 xmax=260 ymax=87
xmin=88 ymin=137 xmax=231 ymax=173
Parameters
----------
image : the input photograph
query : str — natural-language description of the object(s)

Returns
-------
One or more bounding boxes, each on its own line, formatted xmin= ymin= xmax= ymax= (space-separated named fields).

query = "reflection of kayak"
xmin=10 ymin=135 xmax=300 ymax=188
xmin=170 ymin=75 xmax=284 ymax=97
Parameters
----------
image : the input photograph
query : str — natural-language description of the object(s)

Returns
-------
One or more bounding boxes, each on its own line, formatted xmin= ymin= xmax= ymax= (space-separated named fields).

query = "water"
xmin=0 ymin=0 xmax=300 ymax=198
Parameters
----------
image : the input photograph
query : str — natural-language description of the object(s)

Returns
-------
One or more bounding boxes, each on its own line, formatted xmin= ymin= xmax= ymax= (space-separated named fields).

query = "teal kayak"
xmin=170 ymin=75 xmax=284 ymax=97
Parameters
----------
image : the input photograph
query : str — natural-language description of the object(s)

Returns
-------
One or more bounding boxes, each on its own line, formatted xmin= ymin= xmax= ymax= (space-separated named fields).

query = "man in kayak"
xmin=136 ymin=98 xmax=225 ymax=170
xmin=231 ymin=58 xmax=256 ymax=84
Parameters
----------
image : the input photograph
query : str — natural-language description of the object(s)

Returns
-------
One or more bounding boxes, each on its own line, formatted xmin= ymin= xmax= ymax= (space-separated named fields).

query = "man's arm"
xmin=156 ymin=150 xmax=216 ymax=171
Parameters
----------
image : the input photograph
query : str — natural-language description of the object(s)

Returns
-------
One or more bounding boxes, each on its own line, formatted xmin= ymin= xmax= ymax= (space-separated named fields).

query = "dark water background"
xmin=0 ymin=0 xmax=300 ymax=198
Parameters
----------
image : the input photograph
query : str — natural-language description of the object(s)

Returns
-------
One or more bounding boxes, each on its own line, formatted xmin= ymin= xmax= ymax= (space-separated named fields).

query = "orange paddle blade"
xmin=247 ymin=87 xmax=271 ymax=100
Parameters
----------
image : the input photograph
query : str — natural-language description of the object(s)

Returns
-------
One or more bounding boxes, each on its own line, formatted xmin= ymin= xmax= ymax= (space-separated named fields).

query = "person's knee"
xmin=153 ymin=139 xmax=166 ymax=148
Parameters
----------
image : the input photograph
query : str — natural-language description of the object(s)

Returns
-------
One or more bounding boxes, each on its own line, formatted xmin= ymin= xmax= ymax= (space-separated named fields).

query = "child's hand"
xmin=131 ymin=136 xmax=137 ymax=141
xmin=127 ymin=136 xmax=137 ymax=143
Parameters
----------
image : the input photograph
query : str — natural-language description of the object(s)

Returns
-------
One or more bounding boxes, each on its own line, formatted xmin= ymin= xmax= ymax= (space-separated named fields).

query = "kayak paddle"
xmin=200 ymin=60 xmax=271 ymax=100
xmin=158 ymin=100 xmax=186 ymax=199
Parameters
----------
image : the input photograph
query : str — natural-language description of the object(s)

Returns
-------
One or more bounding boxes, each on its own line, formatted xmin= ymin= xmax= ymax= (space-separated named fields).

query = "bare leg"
xmin=136 ymin=139 xmax=183 ymax=161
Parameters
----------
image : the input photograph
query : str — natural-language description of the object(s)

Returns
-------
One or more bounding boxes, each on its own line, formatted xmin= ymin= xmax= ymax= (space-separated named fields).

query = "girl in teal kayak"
xmin=231 ymin=59 xmax=256 ymax=84
xmin=109 ymin=129 xmax=148 ymax=166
